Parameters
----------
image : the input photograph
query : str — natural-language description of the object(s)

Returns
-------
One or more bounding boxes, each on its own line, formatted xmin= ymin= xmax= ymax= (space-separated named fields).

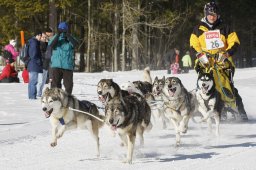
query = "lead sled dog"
xmin=41 ymin=87 xmax=104 ymax=157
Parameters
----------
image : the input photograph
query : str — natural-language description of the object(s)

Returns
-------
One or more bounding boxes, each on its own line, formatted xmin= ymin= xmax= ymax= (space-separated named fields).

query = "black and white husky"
xmin=196 ymin=71 xmax=224 ymax=136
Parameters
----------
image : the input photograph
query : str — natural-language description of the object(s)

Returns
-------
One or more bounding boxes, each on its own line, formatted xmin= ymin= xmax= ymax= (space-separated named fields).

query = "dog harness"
xmin=59 ymin=118 xmax=65 ymax=125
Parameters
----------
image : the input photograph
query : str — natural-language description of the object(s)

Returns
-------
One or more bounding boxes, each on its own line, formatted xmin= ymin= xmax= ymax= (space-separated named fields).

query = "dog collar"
xmin=59 ymin=118 xmax=65 ymax=125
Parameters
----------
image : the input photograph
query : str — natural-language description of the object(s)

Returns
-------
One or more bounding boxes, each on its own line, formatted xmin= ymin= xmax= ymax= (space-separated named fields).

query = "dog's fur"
xmin=120 ymin=67 xmax=154 ymax=101
xmin=97 ymin=79 xmax=129 ymax=105
xmin=41 ymin=87 xmax=104 ymax=157
xmin=105 ymin=95 xmax=152 ymax=164
xmin=151 ymin=76 xmax=169 ymax=129
xmin=196 ymin=71 xmax=224 ymax=136
xmin=162 ymin=77 xmax=197 ymax=146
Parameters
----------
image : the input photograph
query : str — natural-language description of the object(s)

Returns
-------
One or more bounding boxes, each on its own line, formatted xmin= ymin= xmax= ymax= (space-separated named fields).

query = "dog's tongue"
xmin=44 ymin=112 xmax=50 ymax=118
xmin=98 ymin=95 xmax=106 ymax=103
xmin=127 ymin=88 xmax=133 ymax=94
xmin=111 ymin=125 xmax=117 ymax=131
xmin=168 ymin=89 xmax=175 ymax=97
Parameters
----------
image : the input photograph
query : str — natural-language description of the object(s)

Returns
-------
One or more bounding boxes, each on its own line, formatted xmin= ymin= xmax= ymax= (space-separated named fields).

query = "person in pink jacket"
xmin=4 ymin=39 xmax=19 ymax=60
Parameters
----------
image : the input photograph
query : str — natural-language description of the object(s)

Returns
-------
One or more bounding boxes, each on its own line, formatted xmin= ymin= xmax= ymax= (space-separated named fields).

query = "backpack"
xmin=20 ymin=43 xmax=30 ymax=64
xmin=2 ymin=50 xmax=13 ymax=59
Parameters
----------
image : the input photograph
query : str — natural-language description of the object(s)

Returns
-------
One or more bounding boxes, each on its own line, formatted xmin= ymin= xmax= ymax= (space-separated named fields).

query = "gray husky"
xmin=41 ymin=87 xmax=104 ymax=157
xmin=151 ymin=76 xmax=169 ymax=129
xmin=97 ymin=79 xmax=129 ymax=105
xmin=162 ymin=77 xmax=197 ymax=146
xmin=120 ymin=67 xmax=154 ymax=101
xmin=105 ymin=95 xmax=152 ymax=164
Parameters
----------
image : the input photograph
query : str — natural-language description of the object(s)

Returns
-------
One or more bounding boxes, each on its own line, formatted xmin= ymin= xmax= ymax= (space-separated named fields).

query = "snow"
xmin=1 ymin=68 xmax=256 ymax=170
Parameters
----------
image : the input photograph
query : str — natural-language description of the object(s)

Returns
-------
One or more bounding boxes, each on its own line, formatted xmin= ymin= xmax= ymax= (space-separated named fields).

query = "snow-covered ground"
xmin=0 ymin=68 xmax=256 ymax=170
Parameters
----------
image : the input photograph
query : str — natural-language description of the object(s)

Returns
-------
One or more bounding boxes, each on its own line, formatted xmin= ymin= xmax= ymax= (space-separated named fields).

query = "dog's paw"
xmin=175 ymin=141 xmax=181 ymax=147
xmin=50 ymin=142 xmax=57 ymax=147
xmin=122 ymin=158 xmax=132 ymax=164
xmin=178 ymin=125 xmax=188 ymax=134
xmin=120 ymin=142 xmax=126 ymax=147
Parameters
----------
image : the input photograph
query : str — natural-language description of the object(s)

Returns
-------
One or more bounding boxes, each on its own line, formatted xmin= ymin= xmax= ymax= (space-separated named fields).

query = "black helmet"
xmin=204 ymin=2 xmax=219 ymax=16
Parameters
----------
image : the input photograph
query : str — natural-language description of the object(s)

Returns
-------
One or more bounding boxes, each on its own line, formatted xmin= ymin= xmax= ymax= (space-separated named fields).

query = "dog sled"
xmin=195 ymin=51 xmax=242 ymax=121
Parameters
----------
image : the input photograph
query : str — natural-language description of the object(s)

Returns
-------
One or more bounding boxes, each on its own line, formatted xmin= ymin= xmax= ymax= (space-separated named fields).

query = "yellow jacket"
xmin=190 ymin=17 xmax=240 ymax=64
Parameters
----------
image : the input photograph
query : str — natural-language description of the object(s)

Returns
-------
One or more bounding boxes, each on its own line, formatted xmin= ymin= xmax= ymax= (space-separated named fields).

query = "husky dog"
xmin=151 ymin=76 xmax=169 ymax=129
xmin=162 ymin=77 xmax=197 ymax=146
xmin=120 ymin=67 xmax=154 ymax=101
xmin=105 ymin=95 xmax=152 ymax=164
xmin=196 ymin=71 xmax=224 ymax=136
xmin=97 ymin=79 xmax=129 ymax=105
xmin=120 ymin=81 xmax=144 ymax=96
xmin=41 ymin=87 xmax=104 ymax=157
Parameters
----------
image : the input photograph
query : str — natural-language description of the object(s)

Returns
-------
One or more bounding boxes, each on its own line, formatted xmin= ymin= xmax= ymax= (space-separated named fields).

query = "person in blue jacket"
xmin=48 ymin=22 xmax=78 ymax=94
xmin=27 ymin=30 xmax=43 ymax=99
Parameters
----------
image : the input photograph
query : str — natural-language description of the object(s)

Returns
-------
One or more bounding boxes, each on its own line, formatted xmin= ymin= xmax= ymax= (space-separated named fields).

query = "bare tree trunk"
xmin=131 ymin=1 xmax=140 ymax=70
xmin=113 ymin=0 xmax=119 ymax=71
xmin=86 ymin=0 xmax=91 ymax=72
xmin=121 ymin=0 xmax=126 ymax=71
xmin=79 ymin=26 xmax=85 ymax=72
xmin=49 ymin=0 xmax=57 ymax=31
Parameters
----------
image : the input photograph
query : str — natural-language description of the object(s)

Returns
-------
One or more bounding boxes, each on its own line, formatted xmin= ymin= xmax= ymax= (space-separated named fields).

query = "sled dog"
xmin=41 ymin=87 xmax=104 ymax=157
xmin=196 ymin=71 xmax=224 ymax=136
xmin=97 ymin=79 xmax=129 ymax=105
xmin=105 ymin=95 xmax=152 ymax=164
xmin=162 ymin=77 xmax=197 ymax=146
xmin=151 ymin=76 xmax=169 ymax=129
xmin=120 ymin=67 xmax=154 ymax=101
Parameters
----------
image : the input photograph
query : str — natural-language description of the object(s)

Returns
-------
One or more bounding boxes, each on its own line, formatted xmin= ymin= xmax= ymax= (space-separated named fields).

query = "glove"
xmin=196 ymin=52 xmax=209 ymax=65
xmin=57 ymin=28 xmax=67 ymax=34
xmin=196 ymin=52 xmax=204 ymax=58
xmin=57 ymin=29 xmax=63 ymax=35
xmin=218 ymin=52 xmax=229 ymax=63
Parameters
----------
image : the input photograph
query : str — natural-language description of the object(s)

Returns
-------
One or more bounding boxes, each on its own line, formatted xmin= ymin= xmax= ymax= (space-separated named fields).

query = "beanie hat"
xmin=58 ymin=22 xmax=68 ymax=31
xmin=204 ymin=2 xmax=219 ymax=16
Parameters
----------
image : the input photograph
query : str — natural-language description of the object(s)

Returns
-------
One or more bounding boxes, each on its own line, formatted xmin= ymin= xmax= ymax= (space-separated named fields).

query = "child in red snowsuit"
xmin=0 ymin=57 xmax=19 ymax=83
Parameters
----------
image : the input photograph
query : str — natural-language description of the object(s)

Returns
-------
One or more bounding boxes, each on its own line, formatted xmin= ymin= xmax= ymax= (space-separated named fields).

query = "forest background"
xmin=0 ymin=0 xmax=255 ymax=72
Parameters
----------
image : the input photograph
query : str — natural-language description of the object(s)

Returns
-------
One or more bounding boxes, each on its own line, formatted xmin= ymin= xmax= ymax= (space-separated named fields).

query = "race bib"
xmin=205 ymin=30 xmax=224 ymax=50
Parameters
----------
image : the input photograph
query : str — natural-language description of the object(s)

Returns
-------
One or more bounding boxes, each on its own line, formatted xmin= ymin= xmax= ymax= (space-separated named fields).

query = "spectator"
xmin=48 ymin=22 xmax=78 ymax=94
xmin=37 ymin=31 xmax=52 ymax=97
xmin=45 ymin=28 xmax=54 ymax=85
xmin=0 ymin=57 xmax=20 ymax=83
xmin=4 ymin=39 xmax=19 ymax=60
xmin=181 ymin=51 xmax=192 ymax=73
xmin=170 ymin=58 xmax=179 ymax=74
xmin=27 ymin=30 xmax=43 ymax=99
xmin=165 ymin=48 xmax=179 ymax=74
xmin=175 ymin=48 xmax=180 ymax=64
